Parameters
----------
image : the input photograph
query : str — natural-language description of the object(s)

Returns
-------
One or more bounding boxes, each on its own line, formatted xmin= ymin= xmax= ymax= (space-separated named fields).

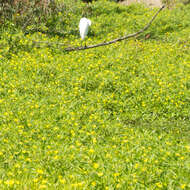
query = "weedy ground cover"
xmin=0 ymin=0 xmax=190 ymax=189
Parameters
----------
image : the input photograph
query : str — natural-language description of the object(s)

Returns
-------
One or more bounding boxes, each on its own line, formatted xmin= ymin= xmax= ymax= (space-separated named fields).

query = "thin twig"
xmin=34 ymin=5 xmax=165 ymax=51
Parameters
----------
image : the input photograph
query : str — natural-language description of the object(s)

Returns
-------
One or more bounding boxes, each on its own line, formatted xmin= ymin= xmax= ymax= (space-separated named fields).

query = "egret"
xmin=79 ymin=17 xmax=91 ymax=46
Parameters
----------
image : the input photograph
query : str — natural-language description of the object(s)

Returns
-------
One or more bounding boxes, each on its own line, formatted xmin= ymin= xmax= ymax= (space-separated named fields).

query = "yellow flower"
xmin=114 ymin=173 xmax=120 ymax=177
xmin=89 ymin=149 xmax=94 ymax=153
xmin=97 ymin=172 xmax=103 ymax=177
xmin=5 ymin=179 xmax=14 ymax=186
xmin=39 ymin=184 xmax=47 ymax=189
xmin=42 ymin=179 xmax=47 ymax=184
xmin=91 ymin=181 xmax=96 ymax=186
xmin=180 ymin=184 xmax=186 ymax=189
xmin=59 ymin=176 xmax=66 ymax=184
xmin=93 ymin=163 xmax=99 ymax=169
xmin=37 ymin=169 xmax=44 ymax=175
xmin=135 ymin=163 xmax=139 ymax=168
xmin=77 ymin=182 xmax=83 ymax=186
xmin=54 ymin=155 xmax=59 ymax=160
xmin=15 ymin=180 xmax=20 ymax=185
xmin=15 ymin=163 xmax=21 ymax=168
xmin=116 ymin=184 xmax=121 ymax=188
xmin=93 ymin=138 xmax=97 ymax=144
xmin=33 ymin=178 xmax=38 ymax=183
xmin=156 ymin=182 xmax=163 ymax=188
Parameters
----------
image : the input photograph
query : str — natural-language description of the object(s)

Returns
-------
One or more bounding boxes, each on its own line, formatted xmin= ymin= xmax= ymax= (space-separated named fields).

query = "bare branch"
xmin=64 ymin=5 xmax=165 ymax=51
xmin=34 ymin=5 xmax=165 ymax=51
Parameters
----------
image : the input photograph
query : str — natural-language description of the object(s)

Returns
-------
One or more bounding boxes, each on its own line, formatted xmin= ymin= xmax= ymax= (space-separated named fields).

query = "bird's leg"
xmin=84 ymin=39 xmax=87 ymax=47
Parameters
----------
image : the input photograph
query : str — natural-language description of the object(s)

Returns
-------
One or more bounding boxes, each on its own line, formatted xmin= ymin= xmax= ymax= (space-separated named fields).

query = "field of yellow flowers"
xmin=0 ymin=0 xmax=190 ymax=189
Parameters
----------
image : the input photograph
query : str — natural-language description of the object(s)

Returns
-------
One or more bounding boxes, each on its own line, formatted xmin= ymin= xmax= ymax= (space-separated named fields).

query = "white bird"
xmin=79 ymin=17 xmax=91 ymax=44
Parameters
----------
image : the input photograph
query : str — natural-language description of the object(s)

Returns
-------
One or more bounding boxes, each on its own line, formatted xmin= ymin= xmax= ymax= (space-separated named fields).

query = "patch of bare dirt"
xmin=120 ymin=0 xmax=162 ymax=7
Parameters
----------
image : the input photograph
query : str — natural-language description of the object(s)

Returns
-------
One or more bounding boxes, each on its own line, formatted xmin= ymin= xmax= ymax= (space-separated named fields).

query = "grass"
xmin=0 ymin=0 xmax=190 ymax=189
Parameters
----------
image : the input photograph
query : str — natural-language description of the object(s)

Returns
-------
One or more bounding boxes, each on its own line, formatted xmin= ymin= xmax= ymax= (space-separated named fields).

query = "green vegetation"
xmin=0 ymin=0 xmax=190 ymax=189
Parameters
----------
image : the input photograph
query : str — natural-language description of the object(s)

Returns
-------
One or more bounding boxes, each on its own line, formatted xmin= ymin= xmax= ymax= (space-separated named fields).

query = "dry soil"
xmin=120 ymin=0 xmax=162 ymax=7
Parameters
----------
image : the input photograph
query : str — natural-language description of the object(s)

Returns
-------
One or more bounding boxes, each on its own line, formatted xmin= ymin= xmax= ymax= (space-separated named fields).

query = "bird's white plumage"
xmin=79 ymin=17 xmax=91 ymax=40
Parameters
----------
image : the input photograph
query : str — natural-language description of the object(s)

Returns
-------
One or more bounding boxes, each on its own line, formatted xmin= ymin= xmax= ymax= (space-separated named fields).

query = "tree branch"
xmin=64 ymin=5 xmax=165 ymax=51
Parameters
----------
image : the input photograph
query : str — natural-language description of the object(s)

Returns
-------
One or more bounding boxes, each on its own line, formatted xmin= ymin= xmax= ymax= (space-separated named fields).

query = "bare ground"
xmin=120 ymin=0 xmax=162 ymax=7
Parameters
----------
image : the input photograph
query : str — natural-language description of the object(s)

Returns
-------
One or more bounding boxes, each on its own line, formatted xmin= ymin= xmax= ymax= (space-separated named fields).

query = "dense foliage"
xmin=0 ymin=0 xmax=190 ymax=189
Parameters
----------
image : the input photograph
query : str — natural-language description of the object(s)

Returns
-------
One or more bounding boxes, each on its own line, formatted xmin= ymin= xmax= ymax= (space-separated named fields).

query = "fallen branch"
xmin=34 ymin=5 xmax=165 ymax=51
xmin=64 ymin=5 xmax=165 ymax=51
